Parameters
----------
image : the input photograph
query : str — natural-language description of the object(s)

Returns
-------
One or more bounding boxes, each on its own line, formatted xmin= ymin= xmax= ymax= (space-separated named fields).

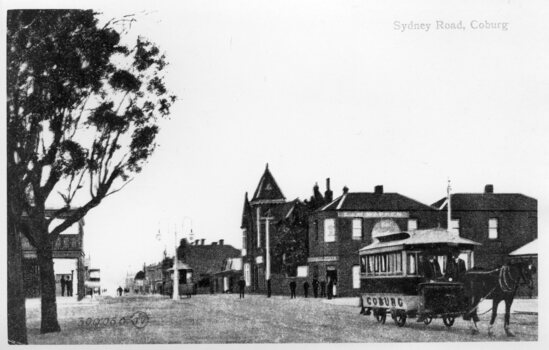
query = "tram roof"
xmin=359 ymin=228 xmax=481 ymax=253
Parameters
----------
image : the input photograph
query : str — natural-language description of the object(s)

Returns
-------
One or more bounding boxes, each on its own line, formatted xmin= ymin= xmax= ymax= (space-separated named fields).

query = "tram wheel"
xmin=443 ymin=317 xmax=455 ymax=327
xmin=374 ymin=309 xmax=386 ymax=324
xmin=423 ymin=317 xmax=432 ymax=325
xmin=394 ymin=312 xmax=407 ymax=327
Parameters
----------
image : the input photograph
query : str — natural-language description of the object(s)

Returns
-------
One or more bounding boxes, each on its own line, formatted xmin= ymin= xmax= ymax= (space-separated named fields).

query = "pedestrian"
xmin=267 ymin=279 xmax=272 ymax=298
xmin=320 ymin=279 xmax=326 ymax=298
xmin=303 ymin=281 xmax=309 ymax=298
xmin=332 ymin=280 xmax=337 ymax=298
xmin=327 ymin=278 xmax=333 ymax=300
xmin=117 ymin=286 xmax=123 ymax=296
xmin=60 ymin=276 xmax=66 ymax=297
xmin=289 ymin=280 xmax=297 ymax=298
xmin=238 ymin=277 xmax=245 ymax=299
xmin=66 ymin=276 xmax=73 ymax=296
xmin=312 ymin=278 xmax=319 ymax=298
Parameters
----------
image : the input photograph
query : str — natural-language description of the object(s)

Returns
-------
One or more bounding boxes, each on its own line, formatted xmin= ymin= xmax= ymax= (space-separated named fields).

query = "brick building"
xmin=240 ymin=165 xmax=305 ymax=294
xmin=176 ymin=238 xmax=241 ymax=294
xmin=307 ymin=185 xmax=442 ymax=297
xmin=432 ymin=184 xmax=537 ymax=269
xmin=21 ymin=209 xmax=86 ymax=299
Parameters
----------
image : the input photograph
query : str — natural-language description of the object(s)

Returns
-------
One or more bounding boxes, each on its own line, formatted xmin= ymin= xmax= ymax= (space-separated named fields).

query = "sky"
xmin=3 ymin=0 xmax=549 ymax=292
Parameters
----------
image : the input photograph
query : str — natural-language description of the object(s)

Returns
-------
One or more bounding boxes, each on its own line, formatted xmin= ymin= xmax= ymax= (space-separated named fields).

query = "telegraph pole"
xmin=172 ymin=224 xmax=179 ymax=300
xmin=264 ymin=209 xmax=274 ymax=297
xmin=447 ymin=179 xmax=452 ymax=233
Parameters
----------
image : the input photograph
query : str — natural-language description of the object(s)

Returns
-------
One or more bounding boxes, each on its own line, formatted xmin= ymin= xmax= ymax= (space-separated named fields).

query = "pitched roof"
xmin=509 ymin=239 xmax=537 ymax=256
xmin=269 ymin=200 xmax=299 ymax=221
xmin=359 ymin=228 xmax=481 ymax=253
xmin=251 ymin=164 xmax=285 ymax=203
xmin=320 ymin=192 xmax=434 ymax=212
xmin=181 ymin=243 xmax=241 ymax=276
xmin=432 ymin=193 xmax=537 ymax=211
xmin=241 ymin=192 xmax=252 ymax=228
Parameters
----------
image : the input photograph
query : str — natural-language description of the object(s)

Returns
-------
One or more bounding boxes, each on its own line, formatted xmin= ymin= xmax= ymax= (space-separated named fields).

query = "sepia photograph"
xmin=2 ymin=0 xmax=547 ymax=347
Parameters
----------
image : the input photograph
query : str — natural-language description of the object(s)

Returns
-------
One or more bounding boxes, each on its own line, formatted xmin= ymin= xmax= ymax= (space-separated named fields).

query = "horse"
xmin=462 ymin=259 xmax=536 ymax=337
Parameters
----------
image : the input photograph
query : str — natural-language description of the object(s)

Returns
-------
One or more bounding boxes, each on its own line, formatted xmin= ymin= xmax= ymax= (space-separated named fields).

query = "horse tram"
xmin=164 ymin=263 xmax=196 ymax=298
xmin=358 ymin=228 xmax=480 ymax=328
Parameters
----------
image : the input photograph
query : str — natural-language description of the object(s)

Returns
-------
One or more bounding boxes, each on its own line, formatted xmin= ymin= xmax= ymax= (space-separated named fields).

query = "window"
xmin=352 ymin=219 xmax=362 ymax=240
xmin=352 ymin=266 xmax=360 ymax=289
xmin=489 ymin=218 xmax=498 ymax=239
xmin=315 ymin=220 xmax=319 ymax=241
xmin=407 ymin=253 xmax=417 ymax=275
xmin=244 ymin=263 xmax=251 ymax=287
xmin=450 ymin=219 xmax=460 ymax=235
xmin=360 ymin=256 xmax=367 ymax=273
xmin=297 ymin=266 xmax=308 ymax=277
xmin=242 ymin=229 xmax=247 ymax=256
xmin=407 ymin=219 xmax=418 ymax=231
xmin=363 ymin=252 xmax=403 ymax=276
xmin=324 ymin=219 xmax=336 ymax=242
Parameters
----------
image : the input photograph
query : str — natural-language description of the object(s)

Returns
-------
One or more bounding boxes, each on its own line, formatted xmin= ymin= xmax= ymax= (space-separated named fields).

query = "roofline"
xmin=318 ymin=192 xmax=436 ymax=212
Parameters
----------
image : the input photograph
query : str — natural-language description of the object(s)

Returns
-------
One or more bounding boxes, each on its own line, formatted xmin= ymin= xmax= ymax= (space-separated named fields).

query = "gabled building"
xmin=307 ymin=185 xmax=441 ymax=297
xmin=176 ymin=238 xmax=241 ymax=293
xmin=240 ymin=164 xmax=307 ymax=293
xmin=432 ymin=184 xmax=537 ymax=269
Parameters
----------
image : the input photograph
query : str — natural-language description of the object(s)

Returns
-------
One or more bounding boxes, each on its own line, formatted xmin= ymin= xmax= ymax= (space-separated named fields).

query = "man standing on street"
xmin=60 ymin=276 xmax=66 ymax=297
xmin=238 ymin=277 xmax=246 ymax=299
xmin=327 ymin=278 xmax=333 ymax=300
xmin=320 ymin=279 xmax=326 ymax=298
xmin=312 ymin=278 xmax=319 ymax=298
xmin=289 ymin=280 xmax=297 ymax=298
xmin=303 ymin=281 xmax=310 ymax=298
xmin=66 ymin=276 xmax=73 ymax=296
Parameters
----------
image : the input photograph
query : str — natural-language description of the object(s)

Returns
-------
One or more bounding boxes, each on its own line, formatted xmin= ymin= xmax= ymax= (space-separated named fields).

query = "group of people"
xmin=290 ymin=277 xmax=337 ymax=299
xmin=423 ymin=251 xmax=467 ymax=282
xmin=236 ymin=276 xmax=338 ymax=299
xmin=59 ymin=275 xmax=73 ymax=297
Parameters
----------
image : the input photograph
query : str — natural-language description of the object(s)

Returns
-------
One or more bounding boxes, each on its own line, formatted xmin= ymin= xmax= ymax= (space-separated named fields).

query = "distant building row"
xmin=239 ymin=165 xmax=537 ymax=297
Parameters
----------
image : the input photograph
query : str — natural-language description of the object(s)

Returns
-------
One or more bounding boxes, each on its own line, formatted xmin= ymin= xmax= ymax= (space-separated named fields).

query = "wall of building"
xmin=440 ymin=210 xmax=537 ymax=268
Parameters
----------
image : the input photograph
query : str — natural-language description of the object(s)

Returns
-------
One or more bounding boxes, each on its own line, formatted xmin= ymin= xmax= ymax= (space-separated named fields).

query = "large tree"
xmin=7 ymin=10 xmax=175 ymax=336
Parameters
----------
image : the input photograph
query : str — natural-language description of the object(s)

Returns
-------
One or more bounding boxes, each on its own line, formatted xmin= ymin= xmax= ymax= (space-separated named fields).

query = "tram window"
xmin=368 ymin=256 xmax=374 ymax=273
xmin=374 ymin=256 xmax=379 ymax=272
xmin=407 ymin=253 xmax=417 ymax=274
xmin=395 ymin=253 xmax=402 ymax=272
xmin=360 ymin=256 xmax=367 ymax=273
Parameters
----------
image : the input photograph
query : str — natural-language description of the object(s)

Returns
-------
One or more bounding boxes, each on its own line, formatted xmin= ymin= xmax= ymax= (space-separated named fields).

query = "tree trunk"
xmin=7 ymin=213 xmax=28 ymax=344
xmin=36 ymin=245 xmax=61 ymax=333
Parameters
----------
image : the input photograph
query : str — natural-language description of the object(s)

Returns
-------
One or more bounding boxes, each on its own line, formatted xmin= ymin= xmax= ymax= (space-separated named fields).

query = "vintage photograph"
xmin=3 ymin=0 xmax=546 ymax=346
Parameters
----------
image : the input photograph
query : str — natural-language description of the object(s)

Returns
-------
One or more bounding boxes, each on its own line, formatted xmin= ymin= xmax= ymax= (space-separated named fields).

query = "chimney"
xmin=211 ymin=242 xmax=217 ymax=246
xmin=485 ymin=184 xmax=494 ymax=193
xmin=325 ymin=178 xmax=333 ymax=202
xmin=219 ymin=239 xmax=224 ymax=246
xmin=343 ymin=186 xmax=349 ymax=194
xmin=374 ymin=185 xmax=383 ymax=194
xmin=194 ymin=239 xmax=199 ymax=246
xmin=201 ymin=239 xmax=205 ymax=246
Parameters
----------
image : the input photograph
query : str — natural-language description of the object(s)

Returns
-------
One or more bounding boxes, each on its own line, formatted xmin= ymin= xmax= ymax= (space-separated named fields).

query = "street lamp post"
xmin=263 ymin=210 xmax=274 ymax=297
xmin=172 ymin=225 xmax=179 ymax=300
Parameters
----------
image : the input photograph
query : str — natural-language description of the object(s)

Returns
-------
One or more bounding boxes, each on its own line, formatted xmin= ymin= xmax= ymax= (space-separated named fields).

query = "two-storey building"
xmin=432 ymin=184 xmax=537 ymax=269
xmin=21 ymin=208 xmax=86 ymax=299
xmin=307 ymin=185 xmax=441 ymax=297
xmin=240 ymin=164 xmax=304 ymax=293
